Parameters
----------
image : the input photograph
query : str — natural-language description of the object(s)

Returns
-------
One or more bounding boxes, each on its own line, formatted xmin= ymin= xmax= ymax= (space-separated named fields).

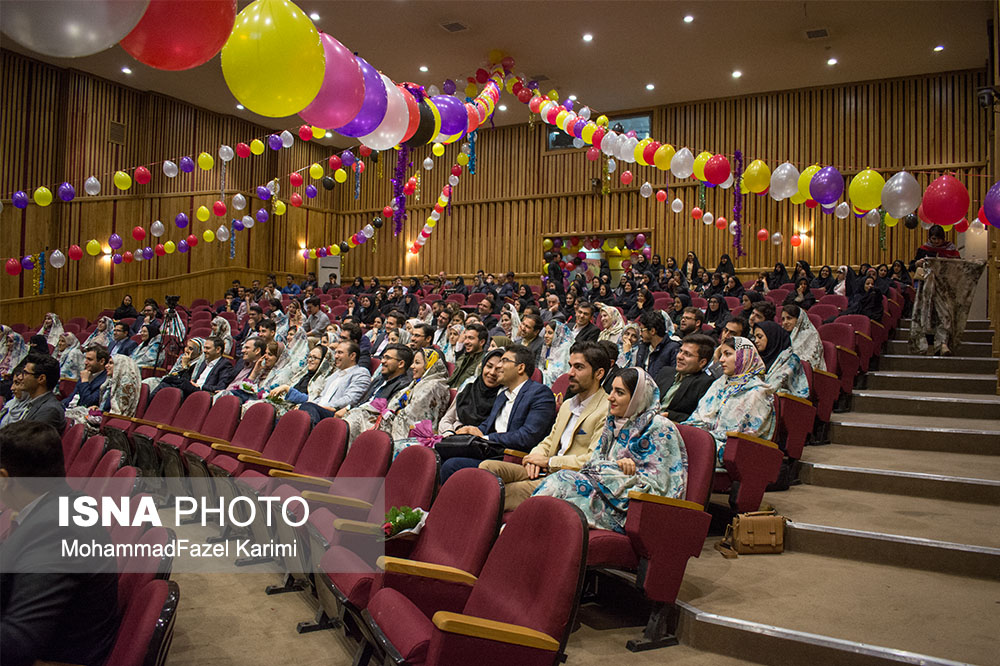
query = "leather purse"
xmin=714 ymin=510 xmax=786 ymax=559
xmin=434 ymin=434 xmax=505 ymax=461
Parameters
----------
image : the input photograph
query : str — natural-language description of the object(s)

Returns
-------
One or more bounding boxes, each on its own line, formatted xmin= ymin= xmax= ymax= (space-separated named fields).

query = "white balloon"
xmin=720 ymin=173 xmax=735 ymax=189
xmin=770 ymin=188 xmax=785 ymax=202
xmin=448 ymin=174 xmax=459 ymax=187
xmin=621 ymin=137 xmax=638 ymax=162
xmin=460 ymin=142 xmax=471 ymax=155
xmin=232 ymin=193 xmax=247 ymax=211
xmin=427 ymin=85 xmax=440 ymax=97
xmin=430 ymin=211 xmax=441 ymax=221
xmin=601 ymin=131 xmax=618 ymax=156
xmin=134 ymin=248 xmax=143 ymax=262
xmin=422 ymin=224 xmax=433 ymax=235
xmin=423 ymin=157 xmax=434 ymax=170
xmin=639 ymin=182 xmax=653 ymax=198
xmin=670 ymin=198 xmax=684 ymax=213
xmin=162 ymin=161 xmax=178 ymax=178
xmin=920 ymin=219 xmax=932 ymax=230
xmin=607 ymin=158 xmax=617 ymax=173
xmin=770 ymin=162 xmax=800 ymax=199
xmin=729 ymin=221 xmax=739 ymax=235
xmin=280 ymin=130 xmax=294 ymax=148
xmin=865 ymin=210 xmax=881 ymax=227
xmin=835 ymin=202 xmax=850 ymax=219
xmin=771 ymin=232 xmax=783 ymax=245
xmin=219 ymin=145 xmax=234 ymax=162
xmin=84 ymin=176 xmax=101 ymax=196
xmin=2 ymin=0 xmax=150 ymax=58
xmin=362 ymin=224 xmax=375 ymax=238
xmin=670 ymin=148 xmax=694 ymax=179
xmin=216 ymin=225 xmax=230 ymax=242
xmin=970 ymin=218 xmax=986 ymax=234
xmin=150 ymin=220 xmax=165 ymax=237
xmin=242 ymin=214 xmax=254 ymax=229
xmin=880 ymin=170 xmax=921 ymax=218
xmin=572 ymin=138 xmax=585 ymax=149
xmin=703 ymin=212 xmax=715 ymax=225
xmin=360 ymin=74 xmax=409 ymax=150
xmin=579 ymin=106 xmax=591 ymax=120
xmin=267 ymin=179 xmax=280 ymax=194
xmin=48 ymin=249 xmax=66 ymax=268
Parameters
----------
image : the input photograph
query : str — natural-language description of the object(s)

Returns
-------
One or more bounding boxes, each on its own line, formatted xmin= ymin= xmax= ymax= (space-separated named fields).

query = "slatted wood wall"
xmin=1 ymin=46 xmax=993 ymax=326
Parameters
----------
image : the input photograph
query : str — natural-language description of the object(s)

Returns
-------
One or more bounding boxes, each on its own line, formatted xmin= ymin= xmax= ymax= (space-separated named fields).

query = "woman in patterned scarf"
xmin=84 ymin=316 xmax=114 ymax=348
xmin=0 ymin=325 xmax=29 ymax=382
xmin=66 ymin=354 xmax=142 ymax=431
xmin=534 ymin=367 xmax=688 ymax=533
xmin=781 ymin=304 xmax=826 ymax=371
xmin=55 ymin=332 xmax=85 ymax=381
xmin=210 ymin=316 xmax=234 ymax=355
xmin=130 ymin=322 xmax=161 ymax=370
xmin=683 ymin=336 xmax=775 ymax=465
xmin=597 ymin=303 xmax=625 ymax=347
xmin=40 ymin=312 xmax=64 ymax=348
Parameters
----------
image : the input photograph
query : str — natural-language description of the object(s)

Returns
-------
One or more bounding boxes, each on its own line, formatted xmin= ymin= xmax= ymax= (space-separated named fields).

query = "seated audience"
xmin=434 ymin=349 xmax=504 ymax=437
xmin=753 ymin=320 xmax=808 ymax=397
xmin=518 ymin=313 xmax=545 ymax=363
xmin=130 ymin=322 xmax=162 ymax=370
xmin=540 ymin=321 xmax=573 ymax=386
xmin=113 ymin=293 xmax=139 ymax=320
xmin=302 ymin=297 xmax=330 ymax=339
xmin=677 ymin=306 xmax=705 ymax=338
xmin=448 ymin=323 xmax=487 ymax=389
xmin=129 ymin=302 xmax=161 ymax=336
xmin=656 ymin=334 xmax=717 ymax=420
xmin=83 ymin=316 xmax=113 ymax=348
xmin=54 ymin=332 xmax=84 ymax=381
xmin=2 ymin=353 xmax=64 ymax=433
xmin=636 ymin=310 xmax=679 ymax=379
xmin=281 ymin=273 xmax=302 ymax=295
xmin=783 ymin=278 xmax=817 ymax=310
xmin=107 ymin=321 xmax=138 ymax=357
xmin=571 ymin=301 xmax=600 ymax=342
xmin=260 ymin=343 xmax=335 ymax=418
xmin=39 ymin=312 xmax=64 ymax=347
xmin=298 ymin=341 xmax=371 ymax=426
xmin=62 ymin=345 xmax=109 ymax=408
xmin=183 ymin=336 xmax=234 ymax=396
xmin=749 ymin=301 xmax=776 ymax=327
xmin=781 ymin=304 xmax=826 ymax=371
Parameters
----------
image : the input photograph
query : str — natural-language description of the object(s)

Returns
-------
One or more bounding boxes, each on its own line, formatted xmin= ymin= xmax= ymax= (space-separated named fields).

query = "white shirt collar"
xmin=504 ymin=377 xmax=528 ymax=400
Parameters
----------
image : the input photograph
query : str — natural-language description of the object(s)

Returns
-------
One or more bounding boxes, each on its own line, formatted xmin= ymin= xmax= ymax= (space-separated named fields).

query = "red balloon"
xmin=703 ymin=154 xmax=731 ymax=186
xmin=134 ymin=166 xmax=151 ymax=185
xmin=290 ymin=172 xmax=304 ymax=187
xmin=642 ymin=141 xmax=660 ymax=166
xmin=475 ymin=68 xmax=489 ymax=83
xmin=805 ymin=199 xmax=818 ymax=208
xmin=656 ymin=189 xmax=667 ymax=202
xmin=433 ymin=204 xmax=443 ymax=214
xmin=213 ymin=201 xmax=227 ymax=217
xmin=463 ymin=102 xmax=480 ymax=134
xmin=119 ymin=0 xmax=237 ymax=71
xmin=715 ymin=218 xmax=727 ymax=229
xmin=67 ymin=245 xmax=83 ymax=261
xmin=921 ymin=174 xmax=970 ymax=226
xmin=5 ymin=258 xmax=21 ymax=276
xmin=356 ymin=146 xmax=371 ymax=158
xmin=917 ymin=203 xmax=929 ymax=223
xmin=592 ymin=127 xmax=606 ymax=150
xmin=398 ymin=85 xmax=421 ymax=144
xmin=290 ymin=193 xmax=303 ymax=208
xmin=123 ymin=251 xmax=134 ymax=264
xmin=620 ymin=171 xmax=633 ymax=185
xmin=132 ymin=226 xmax=146 ymax=241
xmin=545 ymin=106 xmax=560 ymax=125
xmin=154 ymin=244 xmax=166 ymax=256
xmin=187 ymin=234 xmax=198 ymax=247
xmin=790 ymin=235 xmax=802 ymax=247
xmin=512 ymin=81 xmax=523 ymax=95
xmin=235 ymin=142 xmax=251 ymax=158
xmin=954 ymin=218 xmax=969 ymax=233
xmin=328 ymin=155 xmax=342 ymax=171
xmin=298 ymin=125 xmax=313 ymax=141
xmin=354 ymin=161 xmax=365 ymax=174
xmin=528 ymin=95 xmax=543 ymax=113
xmin=586 ymin=147 xmax=600 ymax=161
xmin=383 ymin=206 xmax=394 ymax=218
xmin=451 ymin=165 xmax=463 ymax=177
xmin=691 ymin=207 xmax=703 ymax=220
xmin=621 ymin=260 xmax=632 ymax=270
xmin=517 ymin=88 xmax=533 ymax=104
xmin=757 ymin=228 xmax=769 ymax=241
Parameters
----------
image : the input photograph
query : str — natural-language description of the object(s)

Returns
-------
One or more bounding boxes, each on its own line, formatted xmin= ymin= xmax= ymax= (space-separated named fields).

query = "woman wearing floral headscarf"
xmin=617 ymin=323 xmax=641 ymax=368
xmin=55 ymin=333 xmax=85 ymax=381
xmin=441 ymin=324 xmax=465 ymax=364
xmin=0 ymin=325 xmax=29 ymax=383
xmin=130 ymin=322 xmax=161 ymax=370
xmin=534 ymin=367 xmax=687 ymax=533
xmin=211 ymin=316 xmax=235 ymax=355
xmin=40 ymin=312 xmax=64 ymax=348
xmin=147 ymin=337 xmax=204 ymax=396
xmin=683 ymin=336 xmax=775 ymax=465
xmin=753 ymin=320 xmax=808 ymax=398
xmin=597 ymin=303 xmax=625 ymax=347
xmin=66 ymin=354 xmax=142 ymax=431
xmin=261 ymin=343 xmax=334 ymax=417
xmin=540 ymin=320 xmax=572 ymax=386
xmin=781 ymin=304 xmax=826 ymax=371
xmin=84 ymin=316 xmax=115 ymax=348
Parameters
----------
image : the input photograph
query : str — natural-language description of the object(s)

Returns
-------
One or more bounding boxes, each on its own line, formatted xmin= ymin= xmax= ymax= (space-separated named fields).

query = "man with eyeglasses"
xmin=106 ymin=322 xmax=137 ymax=357
xmin=2 ymin=354 xmax=64 ymax=433
xmin=335 ymin=344 xmax=413 ymax=418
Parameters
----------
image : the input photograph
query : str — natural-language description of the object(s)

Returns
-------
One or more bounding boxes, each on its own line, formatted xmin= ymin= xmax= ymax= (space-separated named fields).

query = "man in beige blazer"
xmin=481 ymin=341 xmax=612 ymax=511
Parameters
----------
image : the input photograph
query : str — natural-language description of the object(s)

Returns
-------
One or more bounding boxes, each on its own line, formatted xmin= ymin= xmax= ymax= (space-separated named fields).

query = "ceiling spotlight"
xmin=235 ymin=104 xmax=245 ymax=110
xmin=568 ymin=94 xmax=577 ymax=101
xmin=309 ymin=11 xmax=320 ymax=20
xmin=582 ymin=33 xmax=593 ymax=42
xmin=732 ymin=70 xmax=742 ymax=79
xmin=683 ymin=15 xmax=694 ymax=23
xmin=121 ymin=66 xmax=132 ymax=75
xmin=827 ymin=57 xmax=838 ymax=66
xmin=646 ymin=83 xmax=655 ymax=90
xmin=419 ymin=65 xmax=428 ymax=72
xmin=498 ymin=104 xmax=508 ymax=112
xmin=325 ymin=131 xmax=333 ymax=138
xmin=933 ymin=45 xmax=944 ymax=52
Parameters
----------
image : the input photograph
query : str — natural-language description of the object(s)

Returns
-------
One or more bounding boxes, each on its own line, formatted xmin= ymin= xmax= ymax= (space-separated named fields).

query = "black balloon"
xmin=903 ymin=214 xmax=919 ymax=229
xmin=404 ymin=97 xmax=437 ymax=148
xmin=371 ymin=216 xmax=383 ymax=229
xmin=612 ymin=122 xmax=625 ymax=134
xmin=321 ymin=176 xmax=335 ymax=190
xmin=339 ymin=241 xmax=350 ymax=254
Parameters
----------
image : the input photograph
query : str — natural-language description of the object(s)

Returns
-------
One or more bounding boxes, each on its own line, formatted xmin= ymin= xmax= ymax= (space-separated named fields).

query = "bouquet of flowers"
xmin=382 ymin=506 xmax=428 ymax=540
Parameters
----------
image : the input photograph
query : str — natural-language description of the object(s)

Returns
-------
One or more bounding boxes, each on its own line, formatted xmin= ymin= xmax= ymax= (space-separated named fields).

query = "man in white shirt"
xmin=302 ymin=297 xmax=331 ymax=338
xmin=187 ymin=336 xmax=233 ymax=394
xmin=480 ymin=341 xmax=610 ymax=510
xmin=298 ymin=341 xmax=371 ymax=426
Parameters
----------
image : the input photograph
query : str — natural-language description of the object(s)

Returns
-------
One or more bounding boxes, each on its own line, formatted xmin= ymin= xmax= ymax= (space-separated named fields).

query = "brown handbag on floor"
xmin=715 ymin=510 xmax=787 ymax=559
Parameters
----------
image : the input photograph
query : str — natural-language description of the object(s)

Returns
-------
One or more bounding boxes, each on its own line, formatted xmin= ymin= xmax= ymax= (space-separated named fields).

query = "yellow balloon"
xmin=941 ymin=224 xmax=953 ymax=232
xmin=311 ymin=126 xmax=325 ymax=139
xmin=547 ymin=89 xmax=559 ymax=102
xmin=743 ymin=159 xmax=771 ymax=193
xmin=196 ymin=205 xmax=210 ymax=222
xmin=432 ymin=143 xmax=445 ymax=157
xmin=202 ymin=229 xmax=215 ymax=243
xmin=221 ymin=0 xmax=324 ymax=117
xmin=347 ymin=237 xmax=357 ymax=248
xmin=198 ymin=151 xmax=214 ymax=171
xmin=798 ymin=164 xmax=821 ymax=199
xmin=848 ymin=169 xmax=885 ymax=211
xmin=581 ymin=123 xmax=597 ymax=144
xmin=329 ymin=244 xmax=340 ymax=256
xmin=505 ymin=77 xmax=516 ymax=94
xmin=595 ymin=115 xmax=609 ymax=127
xmin=113 ymin=170 xmax=132 ymax=191
xmin=309 ymin=249 xmax=317 ymax=259
xmin=634 ymin=138 xmax=653 ymax=166
xmin=653 ymin=144 xmax=676 ymax=170
xmin=555 ymin=110 xmax=569 ymax=128
xmin=488 ymin=49 xmax=504 ymax=64
xmin=884 ymin=214 xmax=899 ymax=227
xmin=426 ymin=217 xmax=437 ymax=228
xmin=692 ymin=151 xmax=712 ymax=181
xmin=334 ymin=168 xmax=347 ymax=183
xmin=309 ymin=162 xmax=323 ymax=179
xmin=790 ymin=191 xmax=807 ymax=205
xmin=456 ymin=153 xmax=469 ymax=166
xmin=86 ymin=239 xmax=101 ymax=256
xmin=164 ymin=240 xmax=176 ymax=254
xmin=739 ymin=176 xmax=750 ymax=194
xmin=465 ymin=83 xmax=478 ymax=98
xmin=33 ymin=186 xmax=52 ymax=207
xmin=250 ymin=139 xmax=265 ymax=155
xmin=274 ymin=199 xmax=287 ymax=215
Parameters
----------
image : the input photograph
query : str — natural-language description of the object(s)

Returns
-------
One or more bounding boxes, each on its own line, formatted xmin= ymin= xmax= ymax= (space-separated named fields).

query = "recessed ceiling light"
xmin=683 ymin=14 xmax=694 ymax=23
xmin=645 ymin=83 xmax=655 ymax=90
xmin=121 ymin=66 xmax=132 ymax=75
xmin=325 ymin=131 xmax=333 ymax=138
xmin=498 ymin=104 xmax=508 ymax=112
xmin=309 ymin=11 xmax=320 ymax=20
xmin=568 ymin=94 xmax=577 ymax=101
xmin=235 ymin=104 xmax=244 ymax=110
xmin=732 ymin=70 xmax=742 ymax=79
xmin=419 ymin=65 xmax=428 ymax=72
xmin=582 ymin=33 xmax=593 ymax=42
xmin=933 ymin=45 xmax=944 ymax=52
xmin=827 ymin=57 xmax=838 ymax=66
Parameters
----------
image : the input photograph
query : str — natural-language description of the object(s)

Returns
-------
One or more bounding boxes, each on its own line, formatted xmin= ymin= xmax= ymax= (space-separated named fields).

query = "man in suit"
xmin=0 ymin=421 xmax=119 ymax=666
xmin=480 ymin=341 xmax=610 ymax=511
xmin=570 ymin=301 xmax=600 ymax=343
xmin=106 ymin=321 xmax=137 ymax=357
xmin=129 ymin=302 xmax=161 ymax=336
xmin=62 ymin=345 xmax=109 ymax=408
xmin=187 ymin=336 xmax=234 ymax=395
xmin=448 ymin=324 xmax=487 ymax=389
xmin=636 ymin=310 xmax=679 ymax=379
xmin=656 ymin=334 xmax=717 ymax=422
xmin=299 ymin=341 xmax=371 ymax=426
xmin=219 ymin=337 xmax=266 ymax=393
xmin=518 ymin=313 xmax=545 ymax=365
xmin=441 ymin=344 xmax=557 ymax=483
xmin=4 ymin=353 xmax=64 ymax=433
xmin=338 ymin=322 xmax=372 ymax=372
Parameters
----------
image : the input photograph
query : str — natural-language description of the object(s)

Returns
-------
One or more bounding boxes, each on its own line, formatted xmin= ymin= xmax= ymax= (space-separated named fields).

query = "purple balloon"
xmin=340 ymin=150 xmax=355 ymax=167
xmin=334 ymin=57 xmax=388 ymax=137
xmin=177 ymin=240 xmax=189 ymax=253
xmin=432 ymin=95 xmax=467 ymax=136
xmin=12 ymin=191 xmax=28 ymax=209
xmin=527 ymin=80 xmax=539 ymax=90
xmin=302 ymin=249 xmax=310 ymax=259
xmin=20 ymin=256 xmax=34 ymax=270
xmin=317 ymin=247 xmax=328 ymax=257
xmin=577 ymin=251 xmax=586 ymax=259
xmin=112 ymin=253 xmax=123 ymax=264
xmin=305 ymin=184 xmax=318 ymax=198
xmin=179 ymin=156 xmax=194 ymax=173
xmin=268 ymin=134 xmax=283 ymax=151
xmin=563 ymin=100 xmax=574 ymax=111
xmin=821 ymin=203 xmax=836 ymax=214
xmin=809 ymin=166 xmax=845 ymax=205
xmin=442 ymin=79 xmax=456 ymax=95
xmin=175 ymin=212 xmax=189 ymax=228
xmin=255 ymin=209 xmax=269 ymax=224
xmin=143 ymin=247 xmax=153 ymax=260
xmin=984 ymin=180 xmax=1000 ymax=228
xmin=109 ymin=233 xmax=123 ymax=250
xmin=572 ymin=118 xmax=587 ymax=138
xmin=256 ymin=185 xmax=271 ymax=201
xmin=57 ymin=182 xmax=75 ymax=202
xmin=232 ymin=219 xmax=244 ymax=232
xmin=299 ymin=33 xmax=365 ymax=128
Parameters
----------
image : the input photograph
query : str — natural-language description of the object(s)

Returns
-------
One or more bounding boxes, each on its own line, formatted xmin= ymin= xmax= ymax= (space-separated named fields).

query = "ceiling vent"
xmin=530 ymin=74 xmax=550 ymax=82
xmin=439 ymin=21 xmax=469 ymax=33
xmin=804 ymin=28 xmax=830 ymax=40
xmin=108 ymin=121 xmax=126 ymax=145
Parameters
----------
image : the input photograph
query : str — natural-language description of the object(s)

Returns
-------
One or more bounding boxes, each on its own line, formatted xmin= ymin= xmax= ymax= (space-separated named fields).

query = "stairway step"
xmin=886 ymin=339 xmax=994 ymax=357
xmin=894 ymin=327 xmax=994 ymax=344
xmin=865 ymin=370 xmax=997 ymax=394
xmin=878 ymin=354 xmax=998 ymax=373
xmin=679 ymin=543 xmax=999 ymax=665
xmin=850 ymin=389 xmax=1000 ymax=419
xmin=830 ymin=412 xmax=1000 ymax=455
xmin=799 ymin=461 xmax=1000 ymax=504
xmin=801 ymin=444 xmax=1000 ymax=483
xmin=900 ymin=318 xmax=992 ymax=330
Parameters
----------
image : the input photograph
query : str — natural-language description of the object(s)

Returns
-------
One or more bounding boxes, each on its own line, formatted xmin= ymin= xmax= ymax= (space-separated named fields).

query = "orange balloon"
xmin=399 ymin=84 xmax=421 ymax=144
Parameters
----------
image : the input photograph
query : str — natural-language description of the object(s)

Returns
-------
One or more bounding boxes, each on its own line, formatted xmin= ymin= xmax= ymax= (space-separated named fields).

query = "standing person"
xmin=3 ymin=354 xmax=64 ymax=432
xmin=716 ymin=253 xmax=736 ymax=277
xmin=545 ymin=252 xmax=566 ymax=296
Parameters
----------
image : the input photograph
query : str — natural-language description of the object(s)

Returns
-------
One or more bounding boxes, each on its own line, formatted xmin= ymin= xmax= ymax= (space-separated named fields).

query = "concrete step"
xmin=886 ymin=339 xmax=995 ymax=357
xmin=850 ymin=389 xmax=1000 ymax=419
xmin=894 ymin=327 xmax=994 ymax=344
xmin=801 ymin=444 xmax=1000 ymax=484
xmin=900 ymin=318 xmax=992 ymax=330
xmin=878 ymin=354 xmax=998 ymax=374
xmin=865 ymin=370 xmax=998 ymax=394
xmin=829 ymin=412 xmax=1000 ymax=455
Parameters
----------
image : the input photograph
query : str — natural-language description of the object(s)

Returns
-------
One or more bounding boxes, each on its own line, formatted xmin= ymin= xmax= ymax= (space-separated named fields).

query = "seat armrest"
xmin=813 ymin=368 xmax=838 ymax=380
xmin=724 ymin=431 xmax=778 ymax=450
xmin=376 ymin=556 xmax=477 ymax=586
xmin=331 ymin=518 xmax=384 ymax=535
xmin=155 ymin=423 xmax=188 ymax=434
xmin=870 ymin=321 xmax=885 ymax=331
xmin=504 ymin=449 xmax=527 ymax=459
xmin=130 ymin=417 xmax=160 ymax=427
xmin=626 ymin=491 xmax=703 ymax=511
xmin=300 ymin=491 xmax=373 ymax=511
xmin=834 ymin=345 xmax=858 ymax=358
xmin=211 ymin=442 xmax=258 ymax=456
xmin=855 ymin=331 xmax=873 ymax=342
xmin=268 ymin=470 xmax=331 ymax=486
xmin=185 ymin=433 xmax=230 ymax=446
xmin=104 ymin=412 xmax=137 ymax=423
xmin=432 ymin=611 xmax=559 ymax=651
xmin=776 ymin=392 xmax=813 ymax=408
xmin=236 ymin=454 xmax=294 ymax=472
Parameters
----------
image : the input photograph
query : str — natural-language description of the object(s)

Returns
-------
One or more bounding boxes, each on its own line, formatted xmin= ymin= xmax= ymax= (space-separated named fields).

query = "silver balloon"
xmin=835 ymin=202 xmax=850 ymax=219
xmin=84 ymin=176 xmax=101 ymax=196
xmin=670 ymin=148 xmax=694 ymax=179
xmin=267 ymin=179 xmax=280 ymax=194
xmin=133 ymin=248 xmax=144 ymax=262
xmin=427 ymin=85 xmax=440 ymax=97
xmin=880 ymin=170 xmax=921 ymax=218
xmin=771 ymin=232 xmax=783 ymax=245
xmin=607 ymin=158 xmax=617 ymax=173
xmin=770 ymin=188 xmax=785 ymax=202
xmin=423 ymin=157 xmax=434 ymax=170
xmin=770 ymin=162 xmax=800 ymax=200
xmin=460 ymin=142 xmax=471 ymax=155
xmin=219 ymin=145 xmax=235 ymax=162
xmin=865 ymin=210 xmax=881 ymax=227
xmin=150 ymin=220 xmax=165 ymax=237
xmin=970 ymin=218 xmax=986 ymax=235
xmin=231 ymin=193 xmax=247 ymax=211
xmin=620 ymin=137 xmax=638 ymax=162
xmin=280 ymin=130 xmax=294 ymax=148
xmin=578 ymin=106 xmax=591 ymax=120
xmin=670 ymin=198 xmax=684 ymax=213
xmin=600 ymin=131 xmax=618 ymax=156
xmin=362 ymin=224 xmax=375 ymax=238
xmin=429 ymin=210 xmax=441 ymax=221
xmin=702 ymin=212 xmax=715 ymax=226
xmin=729 ymin=221 xmax=739 ymax=235
xmin=2 ymin=0 xmax=150 ymax=58
xmin=448 ymin=174 xmax=460 ymax=187
xmin=572 ymin=137 xmax=585 ymax=149
xmin=639 ymin=182 xmax=653 ymax=198
xmin=720 ymin=172 xmax=735 ymax=189
xmin=48 ymin=249 xmax=66 ymax=268
xmin=216 ymin=225 xmax=230 ymax=242
xmin=920 ymin=219 xmax=932 ymax=230
xmin=162 ymin=161 xmax=178 ymax=178
xmin=242 ymin=214 xmax=254 ymax=229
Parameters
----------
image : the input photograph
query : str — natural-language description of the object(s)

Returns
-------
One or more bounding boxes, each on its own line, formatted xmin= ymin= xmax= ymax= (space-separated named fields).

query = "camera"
xmin=165 ymin=295 xmax=180 ymax=310
xmin=977 ymin=86 xmax=999 ymax=109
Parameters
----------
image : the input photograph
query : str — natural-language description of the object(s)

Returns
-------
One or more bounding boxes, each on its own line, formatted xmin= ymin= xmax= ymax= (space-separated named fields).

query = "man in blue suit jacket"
xmin=62 ymin=345 xmax=109 ymax=408
xmin=441 ymin=344 xmax=556 ymax=483
xmin=106 ymin=322 xmax=137 ymax=358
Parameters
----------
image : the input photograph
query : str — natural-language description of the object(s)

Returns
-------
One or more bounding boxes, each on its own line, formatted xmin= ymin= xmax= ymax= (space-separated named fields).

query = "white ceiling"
xmin=2 ymin=1 xmax=993 ymax=148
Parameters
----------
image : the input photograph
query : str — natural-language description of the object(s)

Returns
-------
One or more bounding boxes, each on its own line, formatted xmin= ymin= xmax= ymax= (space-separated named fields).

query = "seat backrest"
xmin=531 ymin=368 xmax=543 ymax=383
xmin=170 ymin=390 xmax=212 ymax=431
xmin=104 ymin=579 xmax=179 ymax=666
xmin=118 ymin=526 xmax=175 ymax=609
xmin=381 ymin=445 xmax=438 ymax=515
xmin=676 ymin=424 xmax=715 ymax=508
xmin=690 ymin=297 xmax=707 ymax=310
xmin=811 ymin=288 xmax=827 ymax=300
xmin=141 ymin=387 xmax=183 ymax=425
xmin=190 ymin=298 xmax=210 ymax=308
xmin=294 ymin=417 xmax=348 ymax=478
xmin=134 ymin=383 xmax=150 ymax=419
xmin=807 ymin=313 xmax=822 ymax=330
xmin=412 ymin=467 xmax=502 ymax=575
xmin=67 ymin=436 xmax=106 ymax=478
xmin=764 ymin=292 xmax=784 ymax=306
xmin=197 ymin=394 xmax=241 ymax=441
xmin=838 ymin=314 xmax=871 ymax=337
xmin=724 ymin=296 xmax=741 ymax=311
xmin=822 ymin=340 xmax=839 ymax=374
xmin=230 ymin=402 xmax=275 ymax=453
xmin=461 ymin=497 xmax=587 ymax=654
xmin=336 ymin=429 xmax=392 ymax=478
xmin=257 ymin=409 xmax=312 ymax=463
xmin=819 ymin=294 xmax=848 ymax=310
xmin=61 ymin=423 xmax=86 ymax=467
xmin=819 ymin=322 xmax=855 ymax=351
xmin=808 ymin=303 xmax=840 ymax=323
xmin=467 ymin=293 xmax=486 ymax=306
xmin=550 ymin=373 xmax=571 ymax=404
xmin=90 ymin=449 xmax=124 ymax=478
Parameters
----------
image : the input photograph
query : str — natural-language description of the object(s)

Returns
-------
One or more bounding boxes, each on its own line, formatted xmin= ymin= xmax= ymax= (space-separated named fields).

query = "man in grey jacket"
xmin=298 ymin=341 xmax=371 ymax=426
xmin=3 ymin=353 xmax=65 ymax=433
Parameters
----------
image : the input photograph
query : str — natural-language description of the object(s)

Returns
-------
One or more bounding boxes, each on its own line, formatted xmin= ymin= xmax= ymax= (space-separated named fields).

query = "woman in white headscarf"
xmin=597 ymin=303 xmax=625 ymax=347
xmin=780 ymin=303 xmax=826 ymax=371
xmin=211 ymin=316 xmax=235 ymax=355
xmin=55 ymin=332 xmax=85 ymax=381
xmin=84 ymin=316 xmax=114 ymax=348
xmin=540 ymin=320 xmax=573 ymax=386
xmin=66 ymin=354 xmax=142 ymax=432
xmin=40 ymin=312 xmax=64 ymax=348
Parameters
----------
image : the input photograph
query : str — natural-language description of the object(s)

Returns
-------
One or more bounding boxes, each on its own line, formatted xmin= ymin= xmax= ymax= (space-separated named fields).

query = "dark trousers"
xmin=299 ymin=402 xmax=337 ymax=427
xmin=440 ymin=457 xmax=485 ymax=484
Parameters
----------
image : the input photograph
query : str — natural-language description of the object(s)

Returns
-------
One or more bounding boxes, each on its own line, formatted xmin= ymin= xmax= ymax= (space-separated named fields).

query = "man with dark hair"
xmin=0 ymin=422 xmax=120 ymax=666
xmin=480 ymin=340 xmax=609 ymax=511
xmin=282 ymin=273 xmax=302 ymax=295
xmin=62 ymin=345 xmax=110 ymax=408
xmin=476 ymin=297 xmax=497 ymax=329
xmin=722 ymin=316 xmax=750 ymax=343
xmin=189 ymin=336 xmax=234 ymax=394
xmin=571 ymin=301 xmax=600 ymax=342
xmin=432 ymin=309 xmax=451 ymax=348
xmin=301 ymin=271 xmax=318 ymax=290
xmin=678 ymin=306 xmax=705 ymax=337
xmin=303 ymin=296 xmax=330 ymax=337
xmin=448 ymin=323 xmax=488 ymax=388
xmin=750 ymin=301 xmax=776 ymax=327
xmin=219 ymin=337 xmax=266 ymax=393
xmin=342 ymin=344 xmax=413 ymax=415
xmin=339 ymin=322 xmax=372 ymax=371
xmin=130 ymin=302 xmax=162 ymax=335
xmin=237 ymin=305 xmax=265 ymax=343
xmin=299 ymin=341 xmax=371 ymax=426
xmin=107 ymin=321 xmax=137 ymax=357
xmin=656 ymin=334 xmax=717 ymax=421
xmin=597 ymin=340 xmax=622 ymax=394
xmin=636 ymin=310 xmax=679 ymax=380
xmin=497 ymin=271 xmax=519 ymax=301
xmin=4 ymin=354 xmax=64 ymax=432
xmin=409 ymin=323 xmax=435 ymax=352
xmin=518 ymin=313 xmax=545 ymax=363
xmin=442 ymin=344 xmax=556 ymax=483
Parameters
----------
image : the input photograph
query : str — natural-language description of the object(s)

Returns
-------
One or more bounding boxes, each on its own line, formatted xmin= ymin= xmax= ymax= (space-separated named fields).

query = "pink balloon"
xmin=635 ymin=233 xmax=646 ymax=247
xmin=299 ymin=33 xmax=365 ymax=129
